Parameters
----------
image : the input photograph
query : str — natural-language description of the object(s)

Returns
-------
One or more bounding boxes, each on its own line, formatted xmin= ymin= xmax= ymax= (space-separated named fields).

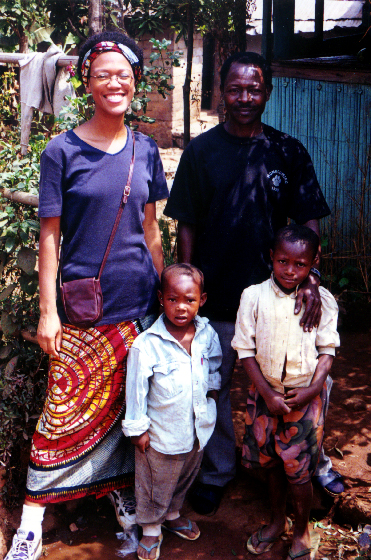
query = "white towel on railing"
xmin=19 ymin=44 xmax=74 ymax=115
xmin=19 ymin=45 xmax=75 ymax=153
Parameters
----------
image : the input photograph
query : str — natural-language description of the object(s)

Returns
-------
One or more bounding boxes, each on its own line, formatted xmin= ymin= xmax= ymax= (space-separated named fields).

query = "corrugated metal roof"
xmin=247 ymin=0 xmax=363 ymax=35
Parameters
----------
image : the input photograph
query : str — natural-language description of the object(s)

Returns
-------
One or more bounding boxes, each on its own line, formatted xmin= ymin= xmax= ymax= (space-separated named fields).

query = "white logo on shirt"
xmin=267 ymin=170 xmax=288 ymax=192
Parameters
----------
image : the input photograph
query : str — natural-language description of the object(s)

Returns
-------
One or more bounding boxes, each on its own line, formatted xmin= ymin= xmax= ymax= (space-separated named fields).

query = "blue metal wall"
xmin=263 ymin=77 xmax=371 ymax=258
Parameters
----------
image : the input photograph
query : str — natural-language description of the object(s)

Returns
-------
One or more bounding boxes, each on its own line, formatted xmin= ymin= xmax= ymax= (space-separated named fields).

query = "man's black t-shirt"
xmin=164 ymin=123 xmax=330 ymax=321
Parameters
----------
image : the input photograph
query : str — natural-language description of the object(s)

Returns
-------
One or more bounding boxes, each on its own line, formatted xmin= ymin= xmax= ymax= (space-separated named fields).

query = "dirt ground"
xmin=2 ymin=309 xmax=371 ymax=560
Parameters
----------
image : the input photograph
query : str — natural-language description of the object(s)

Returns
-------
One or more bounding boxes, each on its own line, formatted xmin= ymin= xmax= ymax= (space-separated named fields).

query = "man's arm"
xmin=177 ymin=221 xmax=197 ymax=263
xmin=295 ymin=218 xmax=322 ymax=331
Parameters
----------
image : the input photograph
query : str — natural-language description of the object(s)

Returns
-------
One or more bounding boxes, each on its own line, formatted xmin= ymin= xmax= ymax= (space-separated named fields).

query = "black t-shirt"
xmin=164 ymin=123 xmax=330 ymax=321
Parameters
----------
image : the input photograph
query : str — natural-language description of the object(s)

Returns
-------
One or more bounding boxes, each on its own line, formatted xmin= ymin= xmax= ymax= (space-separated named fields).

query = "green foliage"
xmin=46 ymin=0 xmax=88 ymax=43
xmin=125 ymin=0 xmax=254 ymax=44
xmin=0 ymin=72 xmax=48 ymax=498
xmin=0 ymin=0 xmax=50 ymax=51
xmin=55 ymin=93 xmax=95 ymax=130
xmin=128 ymin=38 xmax=182 ymax=124
xmin=0 ymin=344 xmax=48 ymax=505
xmin=0 ymin=71 xmax=18 ymax=131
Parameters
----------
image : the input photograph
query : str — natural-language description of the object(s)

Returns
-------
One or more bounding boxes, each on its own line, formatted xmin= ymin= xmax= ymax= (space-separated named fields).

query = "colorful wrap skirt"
xmin=26 ymin=316 xmax=155 ymax=504
xmin=242 ymin=383 xmax=327 ymax=484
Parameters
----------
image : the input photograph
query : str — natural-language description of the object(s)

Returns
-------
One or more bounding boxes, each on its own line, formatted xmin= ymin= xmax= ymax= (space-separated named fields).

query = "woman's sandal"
xmin=246 ymin=518 xmax=293 ymax=555
xmin=161 ymin=518 xmax=200 ymax=541
xmin=137 ymin=534 xmax=163 ymax=560
xmin=288 ymin=547 xmax=314 ymax=559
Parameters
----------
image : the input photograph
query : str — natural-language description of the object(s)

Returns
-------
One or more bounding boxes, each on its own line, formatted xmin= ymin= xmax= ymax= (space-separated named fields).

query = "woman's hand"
xmin=37 ymin=310 xmax=63 ymax=358
xmin=131 ymin=432 xmax=150 ymax=453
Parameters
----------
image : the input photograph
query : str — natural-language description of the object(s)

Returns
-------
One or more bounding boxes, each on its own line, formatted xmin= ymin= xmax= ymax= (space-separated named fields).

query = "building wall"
xmin=136 ymin=29 xmax=203 ymax=148
xmin=263 ymin=76 xmax=371 ymax=278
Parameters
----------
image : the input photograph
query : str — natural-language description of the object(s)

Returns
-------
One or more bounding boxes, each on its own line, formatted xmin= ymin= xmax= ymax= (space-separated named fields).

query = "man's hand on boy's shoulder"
xmin=295 ymin=272 xmax=321 ymax=332
xmin=131 ymin=432 xmax=150 ymax=453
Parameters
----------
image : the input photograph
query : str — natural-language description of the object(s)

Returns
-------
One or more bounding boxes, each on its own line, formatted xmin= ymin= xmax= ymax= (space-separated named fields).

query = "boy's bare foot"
xmin=137 ymin=534 xmax=163 ymax=560
xmin=247 ymin=517 xmax=292 ymax=554
xmin=162 ymin=517 xmax=200 ymax=540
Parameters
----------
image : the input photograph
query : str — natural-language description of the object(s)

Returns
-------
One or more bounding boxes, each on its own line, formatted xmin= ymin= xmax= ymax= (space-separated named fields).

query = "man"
xmin=164 ymin=52 xmax=344 ymax=514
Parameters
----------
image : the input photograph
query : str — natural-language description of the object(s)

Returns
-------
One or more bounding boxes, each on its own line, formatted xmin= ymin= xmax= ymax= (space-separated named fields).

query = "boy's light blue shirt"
xmin=122 ymin=314 xmax=222 ymax=455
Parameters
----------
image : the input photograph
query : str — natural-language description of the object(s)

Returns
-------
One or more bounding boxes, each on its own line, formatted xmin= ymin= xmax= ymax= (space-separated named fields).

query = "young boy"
xmin=232 ymin=225 xmax=339 ymax=560
xmin=122 ymin=263 xmax=222 ymax=560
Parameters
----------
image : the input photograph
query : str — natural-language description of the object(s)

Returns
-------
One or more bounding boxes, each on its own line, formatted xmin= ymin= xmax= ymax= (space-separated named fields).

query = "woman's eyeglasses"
xmin=90 ymin=73 xmax=134 ymax=85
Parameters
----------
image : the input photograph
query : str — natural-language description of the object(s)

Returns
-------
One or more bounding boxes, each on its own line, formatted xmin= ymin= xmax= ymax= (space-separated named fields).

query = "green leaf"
xmin=5 ymin=237 xmax=15 ymax=252
xmin=0 ymin=283 xmax=17 ymax=301
xmin=17 ymin=247 xmax=36 ymax=275
xmin=23 ymin=220 xmax=40 ymax=232
xmin=338 ymin=277 xmax=349 ymax=288
xmin=1 ymin=312 xmax=19 ymax=337
xmin=19 ymin=274 xmax=38 ymax=296
xmin=0 ymin=344 xmax=13 ymax=360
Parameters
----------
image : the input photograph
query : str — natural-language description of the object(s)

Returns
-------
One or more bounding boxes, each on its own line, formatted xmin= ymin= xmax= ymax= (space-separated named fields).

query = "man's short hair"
xmin=220 ymin=52 xmax=272 ymax=90
xmin=161 ymin=263 xmax=204 ymax=293
xmin=273 ymin=224 xmax=320 ymax=260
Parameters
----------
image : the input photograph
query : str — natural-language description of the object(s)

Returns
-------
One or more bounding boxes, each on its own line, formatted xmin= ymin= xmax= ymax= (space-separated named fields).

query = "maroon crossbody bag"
xmin=60 ymin=130 xmax=135 ymax=328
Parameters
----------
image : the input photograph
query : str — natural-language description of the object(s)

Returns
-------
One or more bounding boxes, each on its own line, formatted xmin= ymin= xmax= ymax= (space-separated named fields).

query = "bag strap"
xmin=97 ymin=129 xmax=135 ymax=280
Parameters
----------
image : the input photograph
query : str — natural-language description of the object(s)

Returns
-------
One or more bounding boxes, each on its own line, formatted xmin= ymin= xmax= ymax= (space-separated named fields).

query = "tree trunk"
xmin=234 ymin=0 xmax=247 ymax=52
xmin=88 ymin=0 xmax=103 ymax=36
xmin=18 ymin=29 xmax=29 ymax=53
xmin=183 ymin=1 xmax=194 ymax=148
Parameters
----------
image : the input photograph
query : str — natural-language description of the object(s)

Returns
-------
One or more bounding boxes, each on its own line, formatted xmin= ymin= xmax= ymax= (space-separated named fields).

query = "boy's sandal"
xmin=288 ymin=547 xmax=314 ymax=560
xmin=161 ymin=519 xmax=200 ymax=541
xmin=247 ymin=518 xmax=293 ymax=555
xmin=137 ymin=534 xmax=163 ymax=560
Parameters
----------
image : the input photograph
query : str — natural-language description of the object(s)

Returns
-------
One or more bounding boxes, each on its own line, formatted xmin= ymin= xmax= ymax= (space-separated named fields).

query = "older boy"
xmin=122 ymin=264 xmax=222 ymax=560
xmin=232 ymin=225 xmax=339 ymax=560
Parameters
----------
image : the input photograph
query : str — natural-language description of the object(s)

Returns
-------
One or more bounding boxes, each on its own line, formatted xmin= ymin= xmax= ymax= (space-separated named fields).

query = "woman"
xmin=5 ymin=31 xmax=168 ymax=560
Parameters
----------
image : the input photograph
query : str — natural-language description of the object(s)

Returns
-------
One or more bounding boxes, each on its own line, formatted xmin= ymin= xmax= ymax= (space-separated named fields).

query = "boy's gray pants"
xmin=135 ymin=443 xmax=202 ymax=527
xmin=198 ymin=320 xmax=333 ymax=488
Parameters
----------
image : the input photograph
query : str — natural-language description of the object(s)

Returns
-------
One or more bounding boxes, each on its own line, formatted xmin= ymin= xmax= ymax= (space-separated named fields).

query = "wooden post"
xmin=314 ymin=0 xmax=324 ymax=41
xmin=262 ymin=0 xmax=272 ymax=62
xmin=272 ymin=0 xmax=295 ymax=59
xmin=183 ymin=1 xmax=194 ymax=148
xmin=234 ymin=0 xmax=247 ymax=53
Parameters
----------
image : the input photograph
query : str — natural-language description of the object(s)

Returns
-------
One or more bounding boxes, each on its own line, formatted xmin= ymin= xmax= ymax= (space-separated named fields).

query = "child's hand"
xmin=284 ymin=386 xmax=317 ymax=409
xmin=131 ymin=432 xmax=150 ymax=453
xmin=207 ymin=389 xmax=219 ymax=403
xmin=265 ymin=390 xmax=291 ymax=415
